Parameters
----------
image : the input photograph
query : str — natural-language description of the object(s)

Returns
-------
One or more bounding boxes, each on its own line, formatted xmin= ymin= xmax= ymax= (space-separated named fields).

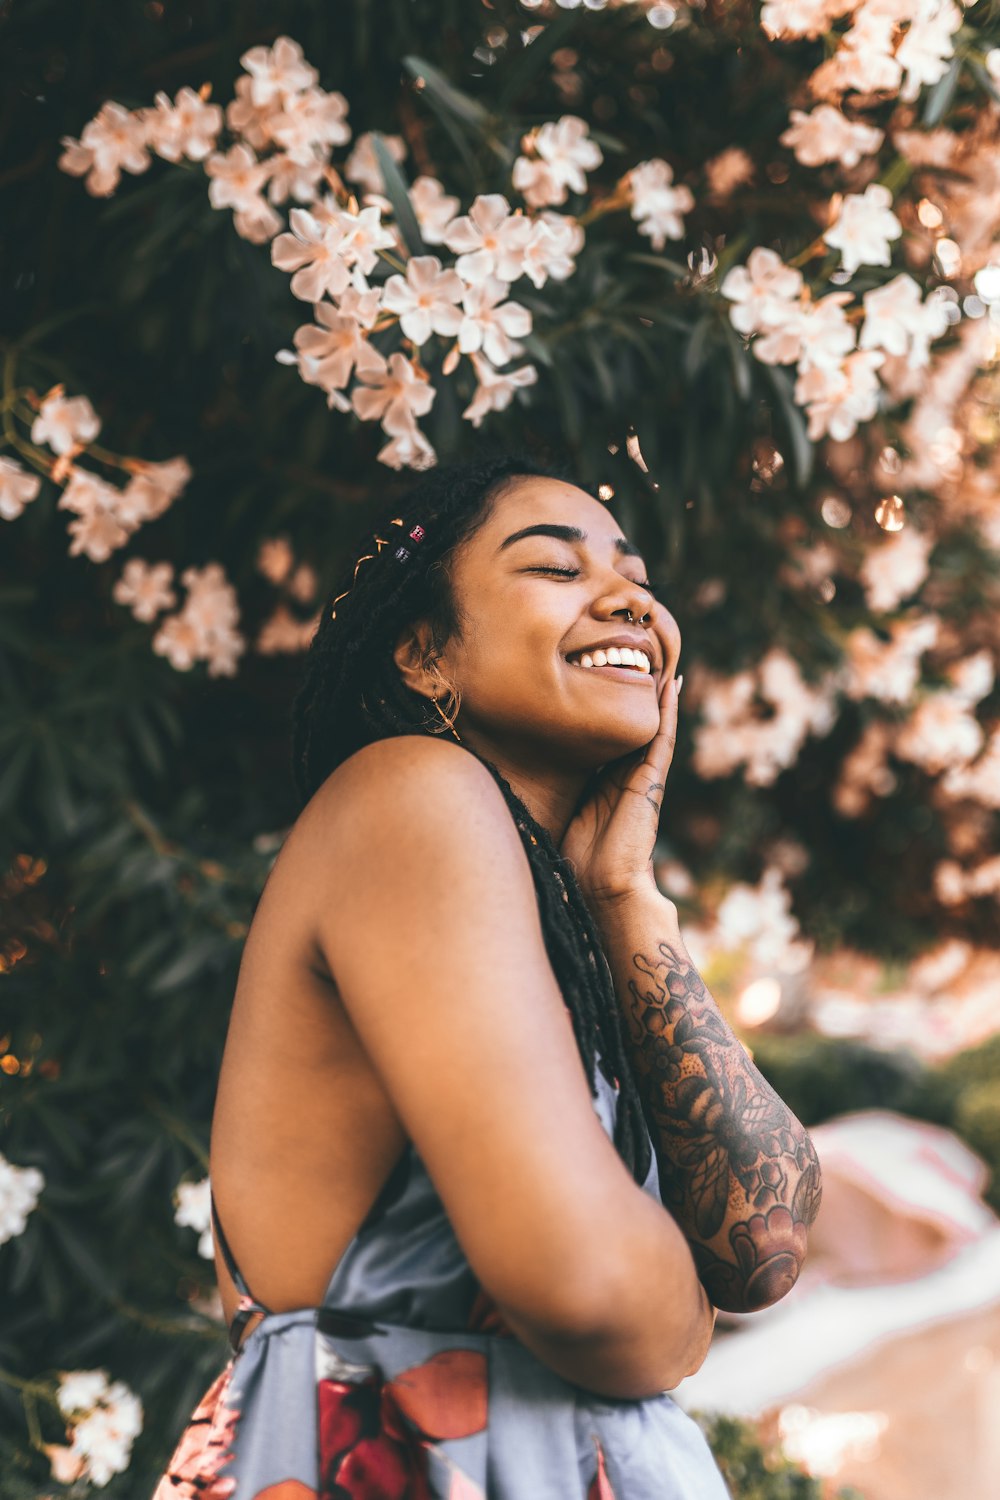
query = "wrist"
xmin=588 ymin=883 xmax=679 ymax=937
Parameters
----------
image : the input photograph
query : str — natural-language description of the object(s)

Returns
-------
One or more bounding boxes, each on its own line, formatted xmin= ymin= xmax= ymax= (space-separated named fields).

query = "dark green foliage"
xmin=696 ymin=1414 xmax=864 ymax=1500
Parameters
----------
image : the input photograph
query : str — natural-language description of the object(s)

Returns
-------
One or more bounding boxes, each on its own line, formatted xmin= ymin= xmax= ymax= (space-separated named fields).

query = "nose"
xmin=594 ymin=575 xmax=655 ymax=627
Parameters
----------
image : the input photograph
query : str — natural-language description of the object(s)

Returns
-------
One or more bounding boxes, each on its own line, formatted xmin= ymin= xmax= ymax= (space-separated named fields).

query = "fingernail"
xmin=675 ymin=674 xmax=684 ymax=695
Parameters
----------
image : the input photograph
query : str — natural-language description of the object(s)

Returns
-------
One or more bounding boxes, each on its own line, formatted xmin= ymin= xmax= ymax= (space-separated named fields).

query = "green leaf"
xmin=761 ymin=364 xmax=814 ymax=488
xmin=150 ymin=935 xmax=224 ymax=994
xmin=403 ymin=56 xmax=491 ymax=129
xmin=923 ymin=53 xmax=962 ymax=127
xmin=626 ymin=252 xmax=690 ymax=279
xmin=683 ymin=316 xmax=715 ymax=381
xmin=371 ymin=134 xmax=427 ymax=257
xmin=0 ymin=740 xmax=33 ymax=814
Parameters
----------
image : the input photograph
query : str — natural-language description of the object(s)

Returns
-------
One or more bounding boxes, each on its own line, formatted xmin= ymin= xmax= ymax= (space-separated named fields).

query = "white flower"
xmin=859 ymin=273 xmax=950 ymax=369
xmin=383 ymin=256 xmax=464 ymax=345
xmin=233 ymin=197 xmax=283 ymax=245
xmin=144 ymin=87 xmax=222 ymax=164
xmin=859 ymin=524 xmax=935 ymax=612
xmin=344 ymin=131 xmax=406 ymax=196
xmin=897 ymin=1 xmax=963 ymax=103
xmin=442 ymin=194 xmax=532 ymax=284
xmin=458 ymin=277 xmax=532 ymax=367
xmin=225 ymin=73 xmax=282 ymax=151
xmin=795 ymin=349 xmax=884 ymax=442
xmin=409 ymin=176 xmax=460 ymax=245
xmin=264 ymin=151 xmax=328 ymax=205
xmin=823 ymin=183 xmax=902 ymax=276
xmin=793 ymin=289 xmax=857 ymax=373
xmin=31 ymin=391 xmax=101 ymax=455
xmin=760 ymin=0 xmax=850 ymax=41
xmin=271 ymin=209 xmax=353 ymax=301
xmin=352 ymin=352 xmax=436 ymax=435
xmin=332 ymin=203 xmax=397 ymax=276
xmin=153 ymin=564 xmax=246 ymax=678
xmin=513 ymin=115 xmax=603 ymax=208
xmin=174 ymin=1176 xmax=213 ymax=1260
xmin=462 ymin=353 xmax=538 ymax=427
xmin=117 ymin=456 xmax=192 ymax=525
xmin=112 ymin=559 xmax=178 ymax=622
xmin=239 ymin=35 xmax=318 ymax=108
xmin=780 ymin=105 xmax=884 ymax=169
xmin=278 ymin=301 xmax=384 ymax=398
xmin=58 ymin=102 xmax=151 ymax=196
xmin=269 ymin=87 xmax=351 ymax=165
xmin=521 ymin=212 xmax=584 ymax=288
xmin=56 ymin=469 xmax=133 ymax=561
xmin=842 ymin=615 xmax=940 ymax=704
xmin=627 ymin=158 xmax=695 ymax=250
xmin=897 ymin=694 xmax=985 ymax=774
xmin=0 ymin=1153 xmax=44 ymax=1245
xmin=58 ymin=1369 xmax=109 ymax=1418
xmin=205 ymin=142 xmax=272 ymax=213
xmin=720 ymin=246 xmax=804 ymax=338
xmin=377 ymin=425 xmax=437 ymax=471
xmin=0 ymin=456 xmax=42 ymax=520
xmin=70 ymin=1382 xmax=143 ymax=1488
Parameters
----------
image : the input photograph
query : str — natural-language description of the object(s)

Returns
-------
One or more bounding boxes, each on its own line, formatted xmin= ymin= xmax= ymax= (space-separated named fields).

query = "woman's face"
xmin=432 ymin=477 xmax=681 ymax=771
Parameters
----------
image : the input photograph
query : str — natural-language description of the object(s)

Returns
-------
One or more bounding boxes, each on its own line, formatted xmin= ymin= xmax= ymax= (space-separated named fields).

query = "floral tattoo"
xmin=623 ymin=940 xmax=822 ymax=1312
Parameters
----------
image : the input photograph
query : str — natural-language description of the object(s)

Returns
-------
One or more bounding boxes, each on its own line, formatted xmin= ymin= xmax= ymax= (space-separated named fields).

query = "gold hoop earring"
xmin=431 ymin=692 xmax=463 ymax=744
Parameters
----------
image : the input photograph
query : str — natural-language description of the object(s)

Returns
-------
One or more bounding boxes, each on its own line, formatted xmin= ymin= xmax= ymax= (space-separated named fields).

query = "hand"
xmin=561 ymin=655 xmax=681 ymax=913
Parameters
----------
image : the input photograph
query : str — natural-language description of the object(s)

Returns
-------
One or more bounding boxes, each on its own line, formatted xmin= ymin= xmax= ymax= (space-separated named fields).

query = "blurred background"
xmin=2 ymin=1 xmax=1000 ymax=1496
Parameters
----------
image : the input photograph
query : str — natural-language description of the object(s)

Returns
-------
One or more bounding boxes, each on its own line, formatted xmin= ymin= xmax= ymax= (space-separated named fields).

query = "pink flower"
xmin=352 ymin=352 xmax=435 ymax=435
xmin=409 ymin=176 xmax=460 ymax=245
xmin=256 ymin=602 xmax=319 ymax=653
xmin=458 ymin=277 xmax=532 ymax=367
xmin=859 ymin=274 xmax=950 ymax=369
xmin=442 ymin=194 xmax=532 ymax=284
xmin=269 ymin=86 xmax=351 ymax=164
xmin=462 ymin=354 xmax=537 ymax=428
xmin=823 ymin=183 xmax=902 ymax=276
xmin=521 ymin=212 xmax=583 ymax=289
xmin=113 ymin=560 xmax=178 ymax=622
xmin=31 ymin=391 xmax=101 ymax=455
xmin=795 ymin=349 xmax=885 ymax=442
xmin=118 ymin=456 xmax=192 ymax=525
xmin=58 ymin=102 xmax=151 ymax=196
xmin=627 ymin=159 xmax=695 ymax=250
xmin=263 ymin=152 xmax=327 ymax=206
xmin=720 ymin=247 xmax=804 ymax=338
xmin=271 ymin=208 xmax=353 ymax=301
xmin=377 ymin=425 xmax=437 ymax=472
xmin=780 ymin=105 xmax=884 ymax=169
xmin=153 ymin=564 xmax=246 ymax=677
xmin=256 ymin=536 xmax=295 ymax=584
xmin=144 ymin=87 xmax=223 ymax=164
xmin=383 ymin=256 xmax=464 ymax=345
xmin=0 ymin=456 xmax=42 ymax=520
xmin=344 ymin=131 xmax=407 ymax=196
xmin=239 ymin=35 xmax=318 ymax=108
xmin=513 ymin=115 xmax=603 ymax=208
xmin=225 ymin=73 xmax=281 ymax=151
xmin=278 ymin=301 xmax=385 ymax=397
xmin=205 ymin=143 xmax=272 ymax=213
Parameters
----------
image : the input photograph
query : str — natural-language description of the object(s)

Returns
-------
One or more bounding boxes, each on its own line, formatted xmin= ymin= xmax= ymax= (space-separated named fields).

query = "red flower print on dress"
xmin=588 ymin=1438 xmax=618 ymax=1500
xmin=317 ymin=1348 xmax=488 ymax=1499
xmin=151 ymin=1363 xmax=239 ymax=1500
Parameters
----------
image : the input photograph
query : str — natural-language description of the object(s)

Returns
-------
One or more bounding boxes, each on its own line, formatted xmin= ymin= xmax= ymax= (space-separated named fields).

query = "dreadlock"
xmin=290 ymin=452 xmax=652 ymax=1186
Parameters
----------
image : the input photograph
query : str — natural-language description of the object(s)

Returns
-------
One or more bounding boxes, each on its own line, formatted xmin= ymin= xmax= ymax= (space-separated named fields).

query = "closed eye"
xmin=528 ymin=565 xmax=655 ymax=589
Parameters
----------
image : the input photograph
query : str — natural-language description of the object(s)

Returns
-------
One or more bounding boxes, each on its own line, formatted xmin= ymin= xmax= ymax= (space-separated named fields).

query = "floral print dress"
xmin=152 ymin=1054 xmax=731 ymax=1500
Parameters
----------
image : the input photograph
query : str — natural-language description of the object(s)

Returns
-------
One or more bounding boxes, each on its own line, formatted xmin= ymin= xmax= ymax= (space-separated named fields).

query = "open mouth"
xmin=566 ymin=646 xmax=653 ymax=675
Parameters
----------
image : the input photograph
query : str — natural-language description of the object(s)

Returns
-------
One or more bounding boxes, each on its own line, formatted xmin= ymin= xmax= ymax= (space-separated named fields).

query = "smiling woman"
xmin=152 ymin=453 xmax=819 ymax=1500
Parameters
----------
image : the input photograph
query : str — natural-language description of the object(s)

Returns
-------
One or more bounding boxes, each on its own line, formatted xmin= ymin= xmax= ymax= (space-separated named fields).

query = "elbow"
xmin=726 ymin=1202 xmax=813 ymax=1313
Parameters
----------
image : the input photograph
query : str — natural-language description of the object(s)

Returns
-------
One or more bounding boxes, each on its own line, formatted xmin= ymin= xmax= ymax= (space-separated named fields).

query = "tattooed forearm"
xmin=599 ymin=902 xmax=822 ymax=1314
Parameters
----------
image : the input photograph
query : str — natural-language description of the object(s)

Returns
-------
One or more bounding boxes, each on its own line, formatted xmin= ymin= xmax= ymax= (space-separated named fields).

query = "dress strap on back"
xmin=211 ymin=1193 xmax=271 ymax=1352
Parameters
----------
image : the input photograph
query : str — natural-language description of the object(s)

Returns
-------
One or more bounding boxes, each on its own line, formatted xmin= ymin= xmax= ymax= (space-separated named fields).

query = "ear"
xmin=392 ymin=619 xmax=439 ymax=701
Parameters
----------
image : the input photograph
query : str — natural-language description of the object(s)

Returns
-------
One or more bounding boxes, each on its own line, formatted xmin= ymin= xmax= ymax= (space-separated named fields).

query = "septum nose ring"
xmin=625 ymin=608 xmax=651 ymax=625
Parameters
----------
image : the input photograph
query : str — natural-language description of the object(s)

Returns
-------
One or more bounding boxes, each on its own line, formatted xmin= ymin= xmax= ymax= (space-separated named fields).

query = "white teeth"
xmin=619 ymin=648 xmax=636 ymax=666
xmin=580 ymin=653 xmax=594 ymax=669
xmin=592 ymin=649 xmax=608 ymax=667
xmin=637 ymin=652 xmax=651 ymax=673
xmin=570 ymin=646 xmax=654 ymax=672
xmin=606 ymin=647 xmax=622 ymax=665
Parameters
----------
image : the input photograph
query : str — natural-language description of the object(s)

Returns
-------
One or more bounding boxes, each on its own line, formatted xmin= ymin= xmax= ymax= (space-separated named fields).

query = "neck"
xmin=457 ymin=727 xmax=587 ymax=844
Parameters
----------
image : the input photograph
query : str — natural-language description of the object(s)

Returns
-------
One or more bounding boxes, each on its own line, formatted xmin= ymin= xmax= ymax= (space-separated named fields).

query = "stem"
xmin=0 ymin=1368 xmax=55 ymax=1403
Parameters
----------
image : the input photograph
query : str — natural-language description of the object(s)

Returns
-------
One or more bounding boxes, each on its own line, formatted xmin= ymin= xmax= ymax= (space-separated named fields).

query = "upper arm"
xmin=307 ymin=737 xmax=640 ymax=1333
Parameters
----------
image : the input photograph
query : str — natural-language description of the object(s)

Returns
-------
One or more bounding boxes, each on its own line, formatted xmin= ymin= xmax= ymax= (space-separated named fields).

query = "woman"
xmin=154 ymin=453 xmax=822 ymax=1499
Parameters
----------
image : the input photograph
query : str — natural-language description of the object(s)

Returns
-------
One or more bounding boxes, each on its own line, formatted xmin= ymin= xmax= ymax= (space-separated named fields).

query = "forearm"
xmin=594 ymin=889 xmax=823 ymax=1313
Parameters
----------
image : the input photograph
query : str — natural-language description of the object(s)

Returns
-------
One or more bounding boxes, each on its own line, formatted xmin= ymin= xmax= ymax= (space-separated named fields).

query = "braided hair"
xmin=290 ymin=452 xmax=652 ymax=1185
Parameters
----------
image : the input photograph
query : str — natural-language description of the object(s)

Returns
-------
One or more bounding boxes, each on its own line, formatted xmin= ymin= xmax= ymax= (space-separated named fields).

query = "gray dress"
xmin=152 ymin=1052 xmax=731 ymax=1499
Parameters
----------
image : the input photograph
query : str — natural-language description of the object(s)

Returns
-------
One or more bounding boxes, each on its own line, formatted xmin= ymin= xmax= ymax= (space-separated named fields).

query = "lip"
xmin=565 ymin=633 xmax=660 ymax=671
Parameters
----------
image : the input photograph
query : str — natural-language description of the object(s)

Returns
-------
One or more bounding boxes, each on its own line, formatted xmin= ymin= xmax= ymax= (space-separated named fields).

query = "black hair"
xmin=290 ymin=452 xmax=652 ymax=1184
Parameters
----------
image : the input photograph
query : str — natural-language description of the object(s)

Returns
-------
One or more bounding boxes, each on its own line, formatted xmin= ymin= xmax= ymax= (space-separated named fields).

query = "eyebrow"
xmin=497 ymin=523 xmax=643 ymax=560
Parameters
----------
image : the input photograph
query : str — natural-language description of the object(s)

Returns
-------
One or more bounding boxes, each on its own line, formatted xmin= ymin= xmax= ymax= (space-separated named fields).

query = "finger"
xmin=641 ymin=670 xmax=678 ymax=783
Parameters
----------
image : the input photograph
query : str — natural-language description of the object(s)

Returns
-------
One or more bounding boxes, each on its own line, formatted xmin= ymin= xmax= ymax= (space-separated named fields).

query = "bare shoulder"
xmin=301 ymin=736 xmax=527 ymax=881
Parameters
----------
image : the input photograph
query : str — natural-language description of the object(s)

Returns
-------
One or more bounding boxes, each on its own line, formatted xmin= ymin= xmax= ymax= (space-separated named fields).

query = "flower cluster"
xmin=686 ymin=647 xmax=840 ymax=787
xmin=54 ymin=39 xmax=685 ymax=470
xmin=721 ymin=246 xmax=950 ymax=441
xmin=0 ymin=1151 xmax=44 ymax=1245
xmin=47 ymin=1369 xmax=144 ymax=1488
xmin=174 ymin=1175 xmax=214 ymax=1260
